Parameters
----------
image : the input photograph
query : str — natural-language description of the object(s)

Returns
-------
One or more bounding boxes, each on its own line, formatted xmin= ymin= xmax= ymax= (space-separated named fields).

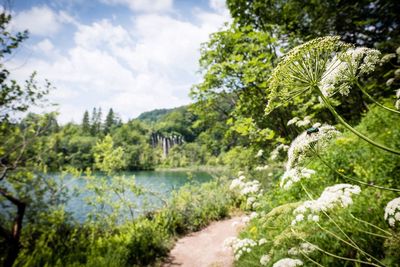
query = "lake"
xmin=63 ymin=170 xmax=213 ymax=222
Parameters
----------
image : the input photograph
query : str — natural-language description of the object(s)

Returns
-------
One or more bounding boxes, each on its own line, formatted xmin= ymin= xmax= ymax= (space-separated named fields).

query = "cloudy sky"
xmin=6 ymin=0 xmax=230 ymax=123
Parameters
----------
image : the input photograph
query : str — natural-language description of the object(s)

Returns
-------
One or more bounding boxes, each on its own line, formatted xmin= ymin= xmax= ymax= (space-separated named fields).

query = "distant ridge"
xmin=136 ymin=106 xmax=187 ymax=123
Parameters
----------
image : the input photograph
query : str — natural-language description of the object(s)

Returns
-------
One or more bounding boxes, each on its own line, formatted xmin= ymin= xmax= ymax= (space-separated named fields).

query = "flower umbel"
xmin=384 ymin=197 xmax=400 ymax=227
xmin=292 ymin=184 xmax=361 ymax=225
xmin=281 ymin=124 xmax=340 ymax=188
xmin=272 ymin=258 xmax=303 ymax=267
xmin=266 ymin=36 xmax=347 ymax=114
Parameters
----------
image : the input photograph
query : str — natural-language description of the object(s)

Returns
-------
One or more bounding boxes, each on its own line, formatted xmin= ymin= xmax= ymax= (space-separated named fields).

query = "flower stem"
xmin=291 ymin=228 xmax=383 ymax=267
xmin=315 ymin=87 xmax=400 ymax=155
xmin=356 ymin=82 xmax=400 ymax=114
xmin=312 ymin=149 xmax=400 ymax=192
xmin=349 ymin=214 xmax=392 ymax=236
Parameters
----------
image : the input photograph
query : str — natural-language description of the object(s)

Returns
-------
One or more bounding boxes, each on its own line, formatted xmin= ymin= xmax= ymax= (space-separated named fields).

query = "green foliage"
xmin=13 ymin=177 xmax=236 ymax=266
xmin=93 ymin=135 xmax=126 ymax=174
xmin=191 ymin=24 xmax=280 ymax=148
xmin=226 ymin=0 xmax=400 ymax=49
xmin=234 ymin=104 xmax=400 ymax=266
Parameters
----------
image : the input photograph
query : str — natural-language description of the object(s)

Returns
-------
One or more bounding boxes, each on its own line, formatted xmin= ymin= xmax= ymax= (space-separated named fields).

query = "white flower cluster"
xmin=384 ymin=197 xmax=400 ymax=227
xmin=230 ymin=173 xmax=262 ymax=209
xmin=288 ymin=243 xmax=318 ymax=256
xmin=256 ymin=149 xmax=264 ymax=158
xmin=223 ymin=237 xmax=257 ymax=260
xmin=259 ymin=238 xmax=267 ymax=245
xmin=230 ymin=175 xmax=261 ymax=196
xmin=260 ymin=254 xmax=271 ymax=266
xmin=270 ymin=143 xmax=290 ymax=161
xmin=272 ymin=258 xmax=303 ymax=267
xmin=250 ymin=211 xmax=259 ymax=220
xmin=281 ymin=125 xmax=340 ymax=189
xmin=380 ymin=53 xmax=397 ymax=63
xmin=292 ymin=184 xmax=361 ymax=225
xmin=319 ymin=47 xmax=381 ymax=97
xmin=281 ymin=168 xmax=315 ymax=189
xmin=255 ymin=165 xmax=269 ymax=171
xmin=395 ymin=89 xmax=400 ymax=110
xmin=287 ymin=116 xmax=311 ymax=127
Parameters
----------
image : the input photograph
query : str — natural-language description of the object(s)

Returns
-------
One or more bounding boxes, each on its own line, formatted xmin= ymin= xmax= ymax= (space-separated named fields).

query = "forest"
xmin=1 ymin=0 xmax=400 ymax=266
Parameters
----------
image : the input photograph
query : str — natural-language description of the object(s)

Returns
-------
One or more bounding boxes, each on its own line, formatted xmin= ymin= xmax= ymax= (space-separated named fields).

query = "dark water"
xmin=64 ymin=170 xmax=212 ymax=222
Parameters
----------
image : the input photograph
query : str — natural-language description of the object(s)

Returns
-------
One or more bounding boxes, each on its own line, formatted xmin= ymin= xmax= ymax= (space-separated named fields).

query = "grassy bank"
xmin=11 ymin=177 xmax=238 ymax=266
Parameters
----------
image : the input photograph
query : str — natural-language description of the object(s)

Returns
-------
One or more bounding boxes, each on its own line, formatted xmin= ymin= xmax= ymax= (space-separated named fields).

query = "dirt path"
xmin=163 ymin=216 xmax=245 ymax=267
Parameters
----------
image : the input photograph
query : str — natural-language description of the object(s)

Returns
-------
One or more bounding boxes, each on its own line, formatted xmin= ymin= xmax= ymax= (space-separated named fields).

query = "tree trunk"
xmin=0 ymin=187 xmax=26 ymax=267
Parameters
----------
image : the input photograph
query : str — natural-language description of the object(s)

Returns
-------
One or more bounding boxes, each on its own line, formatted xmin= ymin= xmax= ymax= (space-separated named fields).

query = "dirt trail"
xmin=163 ymin=216 xmax=245 ymax=267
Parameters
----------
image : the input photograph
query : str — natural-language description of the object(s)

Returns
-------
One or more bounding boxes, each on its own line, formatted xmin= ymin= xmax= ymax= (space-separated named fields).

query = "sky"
xmin=5 ymin=0 xmax=231 ymax=123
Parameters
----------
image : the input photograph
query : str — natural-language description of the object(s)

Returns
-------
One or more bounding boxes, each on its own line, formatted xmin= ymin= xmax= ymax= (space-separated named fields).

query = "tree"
xmin=90 ymin=107 xmax=97 ymax=135
xmin=191 ymin=24 xmax=291 ymax=149
xmin=104 ymin=108 xmax=115 ymax=134
xmin=0 ymin=13 xmax=50 ymax=122
xmin=0 ymin=12 xmax=61 ymax=266
xmin=226 ymin=0 xmax=400 ymax=49
xmin=81 ymin=110 xmax=90 ymax=134
xmin=90 ymin=107 xmax=103 ymax=136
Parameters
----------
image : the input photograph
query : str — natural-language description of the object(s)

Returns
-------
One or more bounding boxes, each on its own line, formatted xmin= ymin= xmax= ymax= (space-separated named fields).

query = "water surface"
xmin=64 ymin=170 xmax=212 ymax=222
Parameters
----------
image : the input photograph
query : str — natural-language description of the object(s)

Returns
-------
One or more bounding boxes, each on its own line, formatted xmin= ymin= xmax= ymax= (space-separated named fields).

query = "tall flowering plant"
xmin=265 ymin=36 xmax=400 ymax=155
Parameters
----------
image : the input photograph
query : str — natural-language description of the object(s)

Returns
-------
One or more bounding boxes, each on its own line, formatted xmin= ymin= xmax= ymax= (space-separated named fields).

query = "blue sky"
xmin=6 ymin=0 xmax=230 ymax=123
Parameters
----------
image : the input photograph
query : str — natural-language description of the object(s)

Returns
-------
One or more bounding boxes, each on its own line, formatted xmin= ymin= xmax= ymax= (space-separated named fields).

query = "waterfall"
xmin=150 ymin=132 xmax=184 ymax=157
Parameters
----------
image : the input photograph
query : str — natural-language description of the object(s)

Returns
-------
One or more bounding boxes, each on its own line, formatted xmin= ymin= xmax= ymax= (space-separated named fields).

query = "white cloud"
xmin=101 ymin=0 xmax=173 ymax=12
xmin=209 ymin=0 xmax=227 ymax=13
xmin=11 ymin=6 xmax=77 ymax=36
xmin=8 ymin=4 xmax=231 ymax=123
xmin=12 ymin=6 xmax=60 ymax=36
xmin=34 ymin=39 xmax=55 ymax=53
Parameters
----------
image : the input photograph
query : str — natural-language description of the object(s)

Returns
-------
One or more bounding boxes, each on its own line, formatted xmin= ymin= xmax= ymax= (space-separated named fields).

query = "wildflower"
xmin=255 ymin=165 xmax=269 ymax=171
xmin=299 ymin=243 xmax=318 ymax=254
xmin=320 ymin=47 xmax=381 ymax=97
xmin=387 ymin=78 xmax=395 ymax=86
xmin=259 ymin=238 xmax=267 ymax=245
xmin=296 ymin=116 xmax=312 ymax=127
xmin=308 ymin=214 xmax=319 ymax=222
xmin=250 ymin=212 xmax=259 ymax=220
xmin=281 ymin=168 xmax=316 ymax=189
xmin=281 ymin=124 xmax=340 ymax=189
xmin=224 ymin=237 xmax=257 ymax=260
xmin=384 ymin=197 xmax=400 ymax=227
xmin=265 ymin=36 xmax=384 ymax=114
xmin=288 ymin=247 xmax=299 ymax=256
xmin=266 ymin=36 xmax=347 ymax=114
xmin=260 ymin=254 xmax=271 ymax=266
xmin=256 ymin=149 xmax=264 ymax=158
xmin=380 ymin=53 xmax=396 ymax=63
xmin=312 ymin=122 xmax=321 ymax=128
xmin=396 ymin=47 xmax=400 ymax=55
xmin=272 ymin=258 xmax=303 ymax=267
xmin=270 ymin=144 xmax=289 ymax=160
xmin=288 ymin=243 xmax=318 ymax=256
xmin=292 ymin=184 xmax=361 ymax=225
xmin=287 ymin=117 xmax=300 ymax=126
